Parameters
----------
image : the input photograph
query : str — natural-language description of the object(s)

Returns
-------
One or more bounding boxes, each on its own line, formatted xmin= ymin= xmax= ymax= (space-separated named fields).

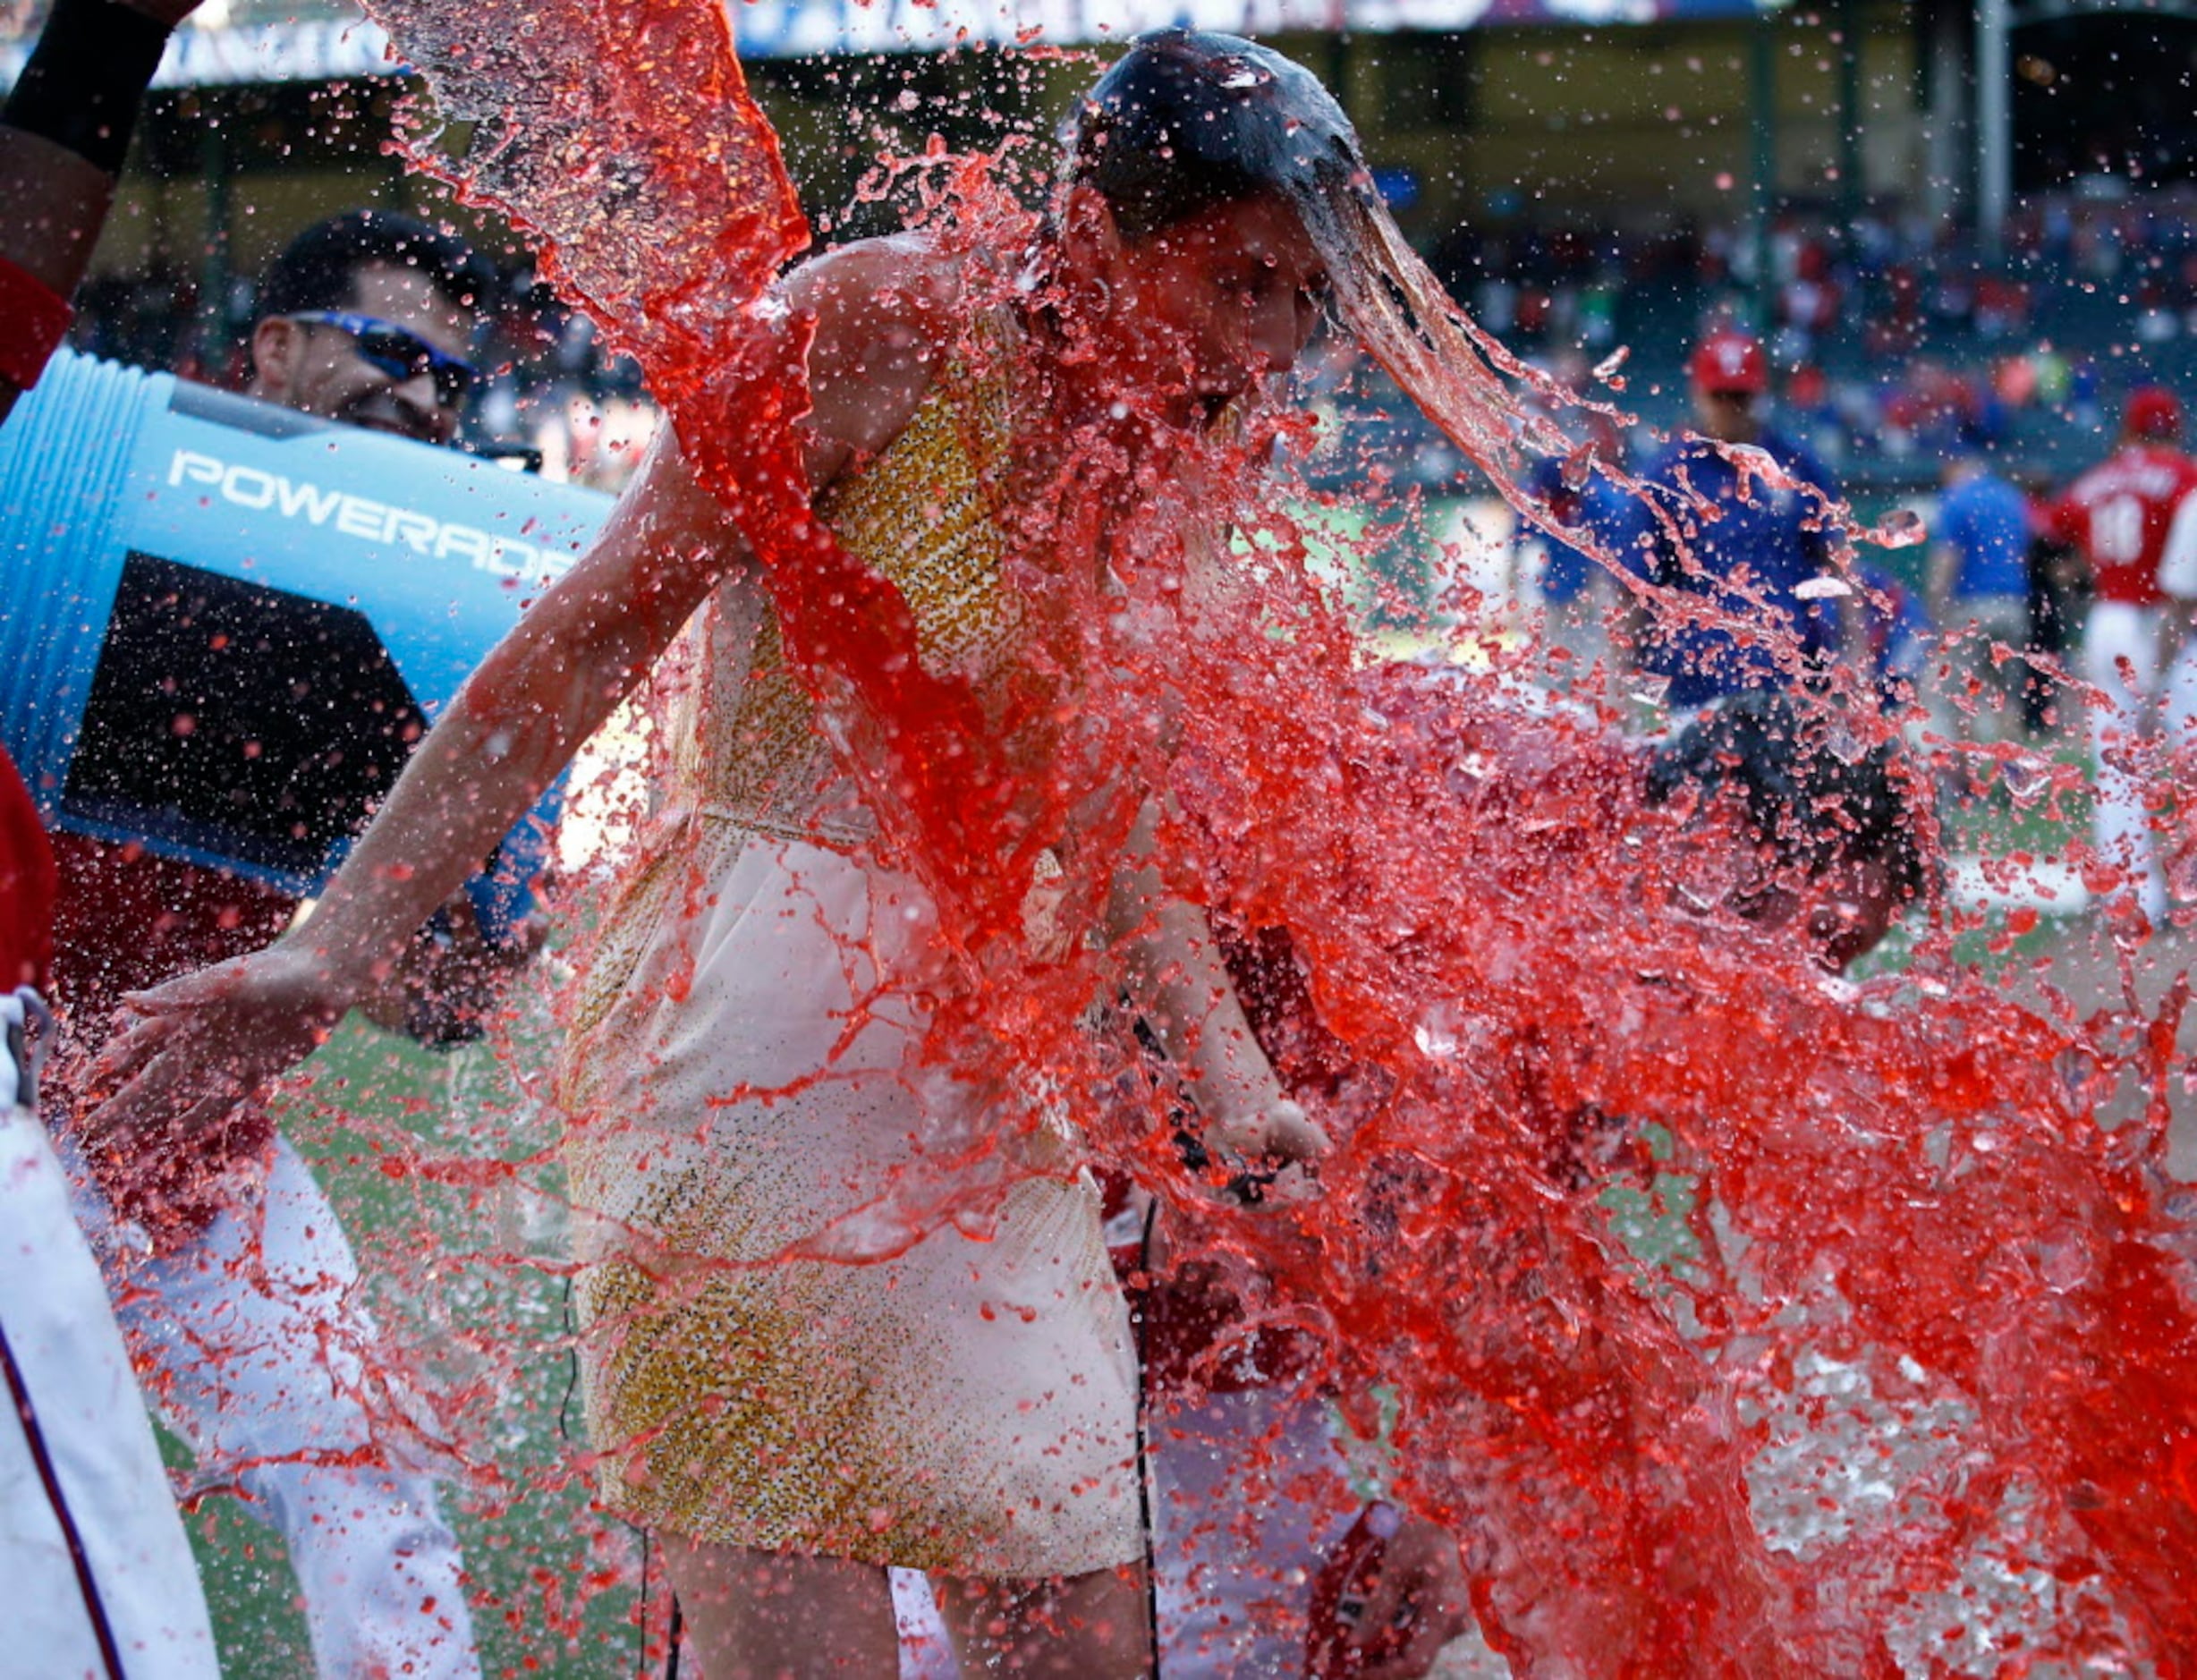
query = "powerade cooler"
xmin=0 ymin=350 xmax=615 ymax=941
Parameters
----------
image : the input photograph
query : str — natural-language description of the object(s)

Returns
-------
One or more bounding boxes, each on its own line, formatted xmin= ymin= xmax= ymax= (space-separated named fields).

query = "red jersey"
xmin=2049 ymin=444 xmax=2197 ymax=607
xmin=42 ymin=834 xmax=294 ymax=1235
xmin=47 ymin=832 xmax=296 ymax=1025
xmin=0 ymin=747 xmax=55 ymax=993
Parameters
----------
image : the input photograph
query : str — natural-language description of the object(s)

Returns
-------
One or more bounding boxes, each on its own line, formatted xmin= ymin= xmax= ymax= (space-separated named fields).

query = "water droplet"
xmin=1865 ymin=508 xmax=1925 ymax=548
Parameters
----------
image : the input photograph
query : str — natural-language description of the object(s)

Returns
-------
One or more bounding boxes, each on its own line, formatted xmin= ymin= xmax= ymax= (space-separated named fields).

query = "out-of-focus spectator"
xmin=2047 ymin=386 xmax=2197 ymax=921
xmin=2022 ymin=466 xmax=2085 ymax=735
xmin=1782 ymin=362 xmax=1849 ymax=468
xmin=2152 ymin=453 xmax=2197 ymax=910
xmin=1773 ymin=232 xmax=1842 ymax=366
xmin=1925 ymin=452 xmax=2036 ymax=747
xmin=1973 ymin=273 xmax=2033 ymax=342
xmin=1621 ymin=328 xmax=1853 ymax=714
xmin=1882 ymin=359 xmax=1999 ymax=458
xmin=1868 ymin=261 xmax=1927 ymax=358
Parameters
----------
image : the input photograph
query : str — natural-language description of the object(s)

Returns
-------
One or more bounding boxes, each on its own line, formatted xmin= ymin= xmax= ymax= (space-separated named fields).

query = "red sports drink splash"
xmin=1305 ymin=1498 xmax=1407 ymax=1678
xmin=344 ymin=0 xmax=2197 ymax=1673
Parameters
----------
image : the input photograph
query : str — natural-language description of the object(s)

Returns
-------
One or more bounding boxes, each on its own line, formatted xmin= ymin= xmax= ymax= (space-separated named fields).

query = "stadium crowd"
xmin=1431 ymin=188 xmax=2197 ymax=472
xmin=57 ymin=181 xmax=2197 ymax=496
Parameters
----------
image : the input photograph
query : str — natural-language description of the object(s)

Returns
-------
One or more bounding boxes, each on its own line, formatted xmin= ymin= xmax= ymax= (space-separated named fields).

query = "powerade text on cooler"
xmin=0 ymin=350 xmax=615 ymax=942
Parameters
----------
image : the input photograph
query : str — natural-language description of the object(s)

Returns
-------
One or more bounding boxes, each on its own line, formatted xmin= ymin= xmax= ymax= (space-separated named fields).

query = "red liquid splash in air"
xmin=382 ymin=0 xmax=1056 ymax=963
xmin=356 ymin=0 xmax=2197 ymax=1672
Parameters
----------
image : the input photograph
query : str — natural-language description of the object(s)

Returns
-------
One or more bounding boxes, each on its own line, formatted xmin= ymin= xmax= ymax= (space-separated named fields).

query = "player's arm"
xmin=2156 ymin=485 xmax=2197 ymax=683
xmin=0 ymin=0 xmax=199 ymax=420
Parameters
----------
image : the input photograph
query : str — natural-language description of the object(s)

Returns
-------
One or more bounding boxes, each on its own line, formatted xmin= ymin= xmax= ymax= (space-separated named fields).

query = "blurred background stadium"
xmin=4 ymin=0 xmax=2193 ymax=520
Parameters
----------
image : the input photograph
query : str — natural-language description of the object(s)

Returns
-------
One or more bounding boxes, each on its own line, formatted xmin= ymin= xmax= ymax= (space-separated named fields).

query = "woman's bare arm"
xmin=304 ymin=429 xmax=755 ymax=993
xmin=1107 ymin=796 xmax=1330 ymax=1170
xmin=290 ymin=234 xmax=956 ymax=988
xmin=79 ymin=425 xmax=753 ymax=1141
xmin=83 ymin=235 xmax=962 ymax=1151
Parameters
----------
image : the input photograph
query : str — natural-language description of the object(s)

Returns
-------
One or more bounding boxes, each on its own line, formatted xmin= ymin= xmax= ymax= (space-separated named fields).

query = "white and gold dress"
xmin=554 ymin=352 xmax=1141 ymax=1579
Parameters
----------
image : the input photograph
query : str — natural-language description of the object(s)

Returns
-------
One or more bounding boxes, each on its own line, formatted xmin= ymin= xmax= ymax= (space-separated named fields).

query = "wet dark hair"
xmin=1064 ymin=30 xmax=1365 ymax=242
xmin=1643 ymin=691 xmax=1929 ymax=906
xmin=257 ymin=208 xmax=486 ymax=323
xmin=1062 ymin=31 xmax=1542 ymax=501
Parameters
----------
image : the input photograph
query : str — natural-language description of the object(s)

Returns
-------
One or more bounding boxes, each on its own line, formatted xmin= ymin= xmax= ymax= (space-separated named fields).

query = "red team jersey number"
xmin=2052 ymin=445 xmax=2197 ymax=606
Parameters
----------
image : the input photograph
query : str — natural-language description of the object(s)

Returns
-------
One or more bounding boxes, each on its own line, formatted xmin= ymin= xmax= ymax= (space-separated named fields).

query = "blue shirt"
xmin=1525 ymin=455 xmax=1633 ymax=607
xmin=1620 ymin=428 xmax=1843 ymax=710
xmin=1934 ymin=470 xmax=2032 ymax=598
xmin=1856 ymin=562 xmax=1927 ymax=709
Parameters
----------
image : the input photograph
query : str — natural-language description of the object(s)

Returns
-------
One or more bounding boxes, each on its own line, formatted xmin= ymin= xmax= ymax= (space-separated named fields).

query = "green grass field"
xmin=175 ymin=991 xmax=660 ymax=1679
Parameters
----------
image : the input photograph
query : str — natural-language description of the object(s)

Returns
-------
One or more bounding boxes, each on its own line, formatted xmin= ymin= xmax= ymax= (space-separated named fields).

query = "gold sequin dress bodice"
xmin=678 ymin=352 xmax=1018 ymax=847
xmin=557 ymin=337 xmax=1141 ymax=1575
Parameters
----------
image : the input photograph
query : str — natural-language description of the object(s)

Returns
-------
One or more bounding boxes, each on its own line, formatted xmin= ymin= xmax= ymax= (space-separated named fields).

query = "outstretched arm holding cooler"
xmin=0 ymin=0 xmax=197 ymax=420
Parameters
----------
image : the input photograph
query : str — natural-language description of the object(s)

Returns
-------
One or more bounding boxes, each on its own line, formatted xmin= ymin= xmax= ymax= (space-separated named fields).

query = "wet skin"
xmin=1691 ymin=384 xmax=1763 ymax=447
xmin=1067 ymin=191 xmax=1328 ymax=428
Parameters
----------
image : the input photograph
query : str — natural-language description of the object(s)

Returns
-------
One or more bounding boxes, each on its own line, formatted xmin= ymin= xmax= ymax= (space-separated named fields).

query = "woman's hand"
xmin=1208 ymin=1094 xmax=1331 ymax=1166
xmin=76 ymin=941 xmax=353 ymax=1203
xmin=1204 ymin=1092 xmax=1332 ymax=1205
xmin=1310 ymin=1506 xmax=1472 ymax=1680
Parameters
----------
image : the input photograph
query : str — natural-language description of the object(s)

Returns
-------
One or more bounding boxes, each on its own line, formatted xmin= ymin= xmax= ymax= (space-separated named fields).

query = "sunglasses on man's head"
xmin=286 ymin=310 xmax=479 ymax=407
